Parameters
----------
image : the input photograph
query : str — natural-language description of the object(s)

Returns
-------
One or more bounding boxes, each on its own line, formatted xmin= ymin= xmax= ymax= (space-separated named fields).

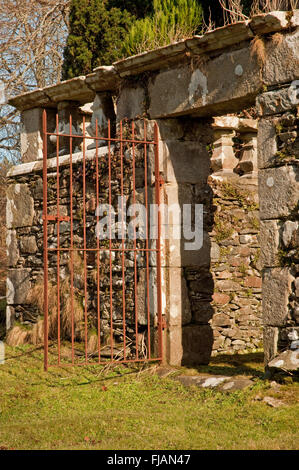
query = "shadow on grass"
xmin=3 ymin=343 xmax=266 ymax=386
xmin=189 ymin=352 xmax=265 ymax=378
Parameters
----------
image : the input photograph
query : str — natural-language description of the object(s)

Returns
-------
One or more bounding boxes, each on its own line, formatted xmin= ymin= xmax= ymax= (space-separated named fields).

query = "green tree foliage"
xmin=62 ymin=0 xmax=256 ymax=79
xmin=62 ymin=0 xmax=134 ymax=79
xmin=107 ymin=0 xmax=154 ymax=18
xmin=122 ymin=0 xmax=203 ymax=56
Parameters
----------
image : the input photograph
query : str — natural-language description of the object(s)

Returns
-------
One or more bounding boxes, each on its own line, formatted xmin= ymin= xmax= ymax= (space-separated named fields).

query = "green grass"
xmin=0 ymin=345 xmax=298 ymax=450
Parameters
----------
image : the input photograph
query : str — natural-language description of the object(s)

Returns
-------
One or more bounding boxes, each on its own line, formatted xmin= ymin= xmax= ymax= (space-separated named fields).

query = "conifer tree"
xmin=62 ymin=0 xmax=134 ymax=79
xmin=122 ymin=0 xmax=203 ymax=56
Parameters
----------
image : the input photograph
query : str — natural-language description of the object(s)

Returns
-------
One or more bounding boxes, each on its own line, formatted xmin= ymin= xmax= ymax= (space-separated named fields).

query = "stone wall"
xmin=257 ymin=86 xmax=299 ymax=365
xmin=6 ymin=111 xmax=262 ymax=362
xmin=208 ymin=177 xmax=262 ymax=355
xmin=151 ymin=115 xmax=262 ymax=363
xmin=207 ymin=116 xmax=262 ymax=355
xmin=6 ymin=10 xmax=299 ymax=367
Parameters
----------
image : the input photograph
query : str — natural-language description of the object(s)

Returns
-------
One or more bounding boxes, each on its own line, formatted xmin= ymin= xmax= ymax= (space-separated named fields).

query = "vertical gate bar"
xmin=56 ymin=113 xmax=61 ymax=365
xmin=154 ymin=123 xmax=163 ymax=360
xmin=132 ymin=121 xmax=139 ymax=360
xmin=144 ymin=121 xmax=151 ymax=360
xmin=108 ymin=119 xmax=114 ymax=361
xmin=43 ymin=110 xmax=49 ymax=372
xmin=69 ymin=114 xmax=75 ymax=365
xmin=95 ymin=119 xmax=101 ymax=363
xmin=120 ymin=121 xmax=126 ymax=360
xmin=83 ymin=116 xmax=88 ymax=363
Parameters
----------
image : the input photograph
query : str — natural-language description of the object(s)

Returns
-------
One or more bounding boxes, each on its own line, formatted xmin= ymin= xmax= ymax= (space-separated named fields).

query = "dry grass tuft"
xmin=271 ymin=32 xmax=284 ymax=46
xmin=251 ymin=36 xmax=266 ymax=67
xmin=8 ymin=271 xmax=84 ymax=347
xmin=6 ymin=326 xmax=31 ymax=346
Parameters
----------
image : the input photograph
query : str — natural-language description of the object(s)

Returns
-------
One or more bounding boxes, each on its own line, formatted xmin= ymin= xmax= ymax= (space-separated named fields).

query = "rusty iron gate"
xmin=42 ymin=110 xmax=163 ymax=370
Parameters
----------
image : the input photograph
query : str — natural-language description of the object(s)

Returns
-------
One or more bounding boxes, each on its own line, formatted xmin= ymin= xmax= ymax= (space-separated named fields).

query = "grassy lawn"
xmin=0 ymin=345 xmax=298 ymax=450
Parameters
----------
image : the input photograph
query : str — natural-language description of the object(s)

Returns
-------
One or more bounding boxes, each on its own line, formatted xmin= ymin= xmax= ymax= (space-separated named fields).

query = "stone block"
xmin=148 ymin=47 xmax=261 ymax=119
xmin=257 ymin=88 xmax=298 ymax=118
xmin=263 ymin=268 xmax=294 ymax=326
xmin=162 ymin=141 xmax=210 ymax=185
xmin=168 ymin=268 xmax=191 ymax=327
xmin=181 ymin=324 xmax=213 ymax=365
xmin=20 ymin=108 xmax=43 ymax=162
xmin=257 ymin=118 xmax=278 ymax=169
xmin=166 ymin=232 xmax=211 ymax=268
xmin=166 ymin=326 xmax=183 ymax=366
xmin=216 ymin=280 xmax=240 ymax=292
xmin=262 ymin=29 xmax=299 ymax=87
xmin=211 ymin=242 xmax=220 ymax=262
xmin=268 ymin=349 xmax=299 ymax=372
xmin=6 ymin=305 xmax=15 ymax=330
xmin=164 ymin=182 xmax=193 ymax=207
xmin=20 ymin=236 xmax=38 ymax=254
xmin=212 ymin=292 xmax=230 ymax=305
xmin=281 ymin=220 xmax=299 ymax=249
xmin=157 ymin=118 xmax=213 ymax=143
xmin=212 ymin=313 xmax=232 ymax=327
xmin=167 ymin=324 xmax=213 ymax=366
xmin=260 ymin=219 xmax=280 ymax=268
xmin=86 ymin=93 xmax=116 ymax=147
xmin=192 ymin=301 xmax=214 ymax=324
xmin=244 ymin=276 xmax=262 ymax=288
xmin=6 ymin=230 xmax=19 ymax=267
xmin=117 ymin=85 xmax=146 ymax=121
xmin=259 ymin=165 xmax=299 ymax=220
xmin=6 ymin=184 xmax=34 ymax=229
xmin=137 ymin=268 xmax=157 ymax=326
xmin=7 ymin=268 xmax=31 ymax=305
xmin=250 ymin=11 xmax=288 ymax=35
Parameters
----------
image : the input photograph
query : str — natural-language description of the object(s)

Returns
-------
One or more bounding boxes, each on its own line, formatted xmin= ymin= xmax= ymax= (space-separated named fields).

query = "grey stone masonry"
xmin=257 ymin=86 xmax=299 ymax=365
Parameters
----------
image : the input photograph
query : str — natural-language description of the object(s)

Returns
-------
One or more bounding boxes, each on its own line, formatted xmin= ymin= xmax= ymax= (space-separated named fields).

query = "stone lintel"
xmin=8 ymin=89 xmax=55 ymax=111
xmin=85 ymin=66 xmax=120 ymax=91
xmin=8 ymin=67 xmax=118 ymax=111
xmin=42 ymin=76 xmax=94 ymax=104
xmin=114 ymin=41 xmax=187 ymax=77
xmin=8 ymin=11 xmax=298 ymax=114
xmin=250 ymin=11 xmax=289 ymax=34
xmin=186 ymin=21 xmax=253 ymax=54
xmin=7 ymin=146 xmax=113 ymax=178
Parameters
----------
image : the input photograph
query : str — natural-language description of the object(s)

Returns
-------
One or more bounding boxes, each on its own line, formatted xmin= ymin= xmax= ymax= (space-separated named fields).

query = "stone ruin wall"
xmin=5 ymin=10 xmax=299 ymax=366
xmin=149 ymin=114 xmax=262 ymax=360
xmin=5 ymin=104 xmax=263 ymax=359
xmin=258 ymin=87 xmax=299 ymax=366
